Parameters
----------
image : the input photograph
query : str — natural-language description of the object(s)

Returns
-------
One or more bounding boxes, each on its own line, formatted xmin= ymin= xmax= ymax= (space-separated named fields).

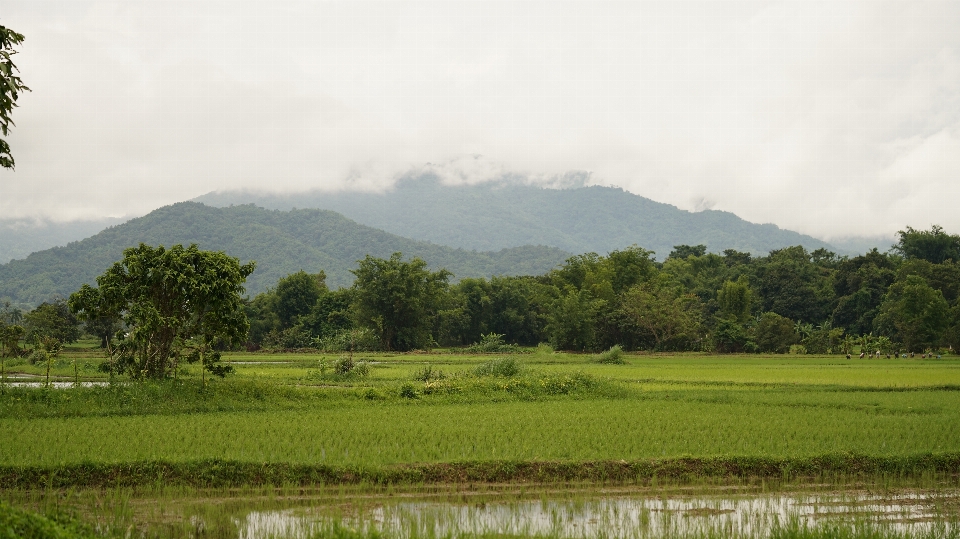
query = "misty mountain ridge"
xmin=0 ymin=217 xmax=127 ymax=264
xmin=0 ymin=202 xmax=570 ymax=307
xmin=194 ymin=174 xmax=846 ymax=259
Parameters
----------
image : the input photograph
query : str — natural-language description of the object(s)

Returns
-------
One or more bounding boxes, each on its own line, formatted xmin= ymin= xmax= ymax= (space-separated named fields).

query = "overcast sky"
xmin=2 ymin=1 xmax=959 ymax=241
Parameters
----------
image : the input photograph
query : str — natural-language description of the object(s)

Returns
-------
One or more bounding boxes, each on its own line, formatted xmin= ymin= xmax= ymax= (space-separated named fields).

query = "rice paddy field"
xmin=2 ymin=345 xmax=960 ymax=537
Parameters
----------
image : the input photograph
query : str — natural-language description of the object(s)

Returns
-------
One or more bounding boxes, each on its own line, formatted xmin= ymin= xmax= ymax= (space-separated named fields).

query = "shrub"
xmin=262 ymin=326 xmax=313 ymax=349
xmin=315 ymin=328 xmax=380 ymax=353
xmin=334 ymin=356 xmax=354 ymax=375
xmin=464 ymin=333 xmax=521 ymax=353
xmin=413 ymin=365 xmax=445 ymax=382
xmin=474 ymin=357 xmax=522 ymax=377
xmin=399 ymin=383 xmax=418 ymax=399
xmin=593 ymin=344 xmax=625 ymax=364
xmin=307 ymin=356 xmax=370 ymax=381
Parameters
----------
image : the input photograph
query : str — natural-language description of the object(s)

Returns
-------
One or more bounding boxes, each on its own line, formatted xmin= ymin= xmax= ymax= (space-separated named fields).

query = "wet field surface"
xmin=11 ymin=481 xmax=956 ymax=538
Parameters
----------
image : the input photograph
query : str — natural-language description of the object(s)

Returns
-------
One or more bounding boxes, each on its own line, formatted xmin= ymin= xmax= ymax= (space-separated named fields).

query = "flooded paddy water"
xmin=9 ymin=480 xmax=960 ymax=538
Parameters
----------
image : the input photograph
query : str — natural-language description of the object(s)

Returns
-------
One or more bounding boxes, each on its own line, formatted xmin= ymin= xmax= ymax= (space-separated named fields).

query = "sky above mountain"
xmin=2 ymin=1 xmax=959 ymax=242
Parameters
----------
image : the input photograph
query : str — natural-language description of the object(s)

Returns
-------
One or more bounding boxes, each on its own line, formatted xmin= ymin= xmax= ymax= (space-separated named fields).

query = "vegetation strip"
xmin=4 ymin=453 xmax=960 ymax=489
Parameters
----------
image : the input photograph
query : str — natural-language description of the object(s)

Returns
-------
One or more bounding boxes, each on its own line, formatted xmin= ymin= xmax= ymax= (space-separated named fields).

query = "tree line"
xmin=3 ymin=225 xmax=959 ymax=377
xmin=243 ymin=225 xmax=960 ymax=356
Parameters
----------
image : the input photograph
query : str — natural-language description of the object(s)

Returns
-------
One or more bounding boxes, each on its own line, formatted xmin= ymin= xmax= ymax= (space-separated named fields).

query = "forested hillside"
xmin=195 ymin=175 xmax=839 ymax=257
xmin=0 ymin=202 xmax=570 ymax=307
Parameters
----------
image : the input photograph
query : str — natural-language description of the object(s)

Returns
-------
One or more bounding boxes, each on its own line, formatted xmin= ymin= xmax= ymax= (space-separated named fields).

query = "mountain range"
xmin=0 ymin=202 xmax=569 ymax=307
xmin=1 ymin=177 xmax=897 ymax=308
xmin=195 ymin=175 xmax=841 ymax=258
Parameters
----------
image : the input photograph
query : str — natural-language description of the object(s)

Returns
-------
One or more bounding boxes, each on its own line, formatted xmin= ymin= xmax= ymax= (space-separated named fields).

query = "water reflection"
xmin=235 ymin=490 xmax=960 ymax=539
xmin=2 ymin=381 xmax=109 ymax=388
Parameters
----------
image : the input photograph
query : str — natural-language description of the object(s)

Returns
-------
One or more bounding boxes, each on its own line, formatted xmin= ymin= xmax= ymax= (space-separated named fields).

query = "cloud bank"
xmin=2 ymin=1 xmax=959 ymax=242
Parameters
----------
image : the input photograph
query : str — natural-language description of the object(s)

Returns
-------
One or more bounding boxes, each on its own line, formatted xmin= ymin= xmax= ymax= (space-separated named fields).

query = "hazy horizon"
xmin=3 ymin=2 xmax=959 ymax=243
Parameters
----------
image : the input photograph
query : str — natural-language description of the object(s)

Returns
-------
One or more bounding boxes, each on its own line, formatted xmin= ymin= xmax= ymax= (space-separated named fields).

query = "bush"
xmin=474 ymin=357 xmax=522 ymax=377
xmin=412 ymin=365 xmax=445 ymax=382
xmin=464 ymin=333 xmax=521 ymax=353
xmin=534 ymin=342 xmax=554 ymax=355
xmin=0 ymin=500 xmax=96 ymax=539
xmin=593 ymin=345 xmax=625 ymax=364
xmin=399 ymin=383 xmax=418 ymax=399
xmin=307 ymin=356 xmax=370 ymax=381
xmin=262 ymin=326 xmax=313 ymax=349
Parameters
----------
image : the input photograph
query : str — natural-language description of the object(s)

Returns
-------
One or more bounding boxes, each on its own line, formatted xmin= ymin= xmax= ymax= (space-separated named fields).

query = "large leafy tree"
xmin=874 ymin=274 xmax=950 ymax=352
xmin=667 ymin=244 xmax=707 ymax=260
xmin=0 ymin=24 xmax=31 ymax=169
xmin=716 ymin=277 xmax=753 ymax=323
xmin=0 ymin=321 xmax=24 ymax=357
xmin=69 ymin=244 xmax=255 ymax=379
xmin=754 ymin=312 xmax=796 ymax=353
xmin=443 ymin=276 xmax=552 ymax=347
xmin=894 ymin=225 xmax=960 ymax=264
xmin=274 ymin=270 xmax=326 ymax=329
xmin=351 ymin=252 xmax=451 ymax=351
xmin=616 ymin=279 xmax=704 ymax=351
xmin=547 ymin=287 xmax=603 ymax=351
xmin=830 ymin=249 xmax=897 ymax=335
xmin=756 ymin=246 xmax=831 ymax=324
xmin=23 ymin=298 xmax=80 ymax=344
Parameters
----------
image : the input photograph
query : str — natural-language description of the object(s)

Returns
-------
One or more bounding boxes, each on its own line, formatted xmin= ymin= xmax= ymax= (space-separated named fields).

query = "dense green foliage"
xmin=350 ymin=253 xmax=451 ymax=351
xmin=22 ymin=299 xmax=79 ymax=345
xmin=237 ymin=226 xmax=960 ymax=355
xmin=0 ymin=501 xmax=95 ymax=539
xmin=68 ymin=244 xmax=254 ymax=379
xmin=0 ymin=202 xmax=570 ymax=306
xmin=0 ymin=24 xmax=30 ymax=169
xmin=4 ymin=224 xmax=960 ymax=357
xmin=195 ymin=175 xmax=840 ymax=258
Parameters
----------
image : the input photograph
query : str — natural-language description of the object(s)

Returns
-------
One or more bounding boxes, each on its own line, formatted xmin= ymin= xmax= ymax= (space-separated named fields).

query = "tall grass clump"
xmin=473 ymin=357 xmax=522 ymax=377
xmin=412 ymin=365 xmax=445 ymax=382
xmin=593 ymin=344 xmax=626 ymax=364
xmin=306 ymin=357 xmax=371 ymax=381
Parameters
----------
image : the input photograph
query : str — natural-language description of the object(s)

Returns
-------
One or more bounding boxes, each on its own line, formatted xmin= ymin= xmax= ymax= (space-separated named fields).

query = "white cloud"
xmin=1 ymin=1 xmax=960 ymax=242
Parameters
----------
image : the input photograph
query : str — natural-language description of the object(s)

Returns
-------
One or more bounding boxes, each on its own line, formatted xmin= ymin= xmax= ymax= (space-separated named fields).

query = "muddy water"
xmin=230 ymin=489 xmax=960 ymax=539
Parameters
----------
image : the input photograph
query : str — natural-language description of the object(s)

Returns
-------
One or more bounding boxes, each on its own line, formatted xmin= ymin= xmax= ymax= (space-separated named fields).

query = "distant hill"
xmin=195 ymin=175 xmax=839 ymax=258
xmin=0 ymin=217 xmax=126 ymax=264
xmin=0 ymin=202 xmax=570 ymax=307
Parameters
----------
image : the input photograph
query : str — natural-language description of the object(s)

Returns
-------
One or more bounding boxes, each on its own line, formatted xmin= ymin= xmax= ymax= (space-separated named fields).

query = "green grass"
xmin=4 ymin=349 xmax=960 ymax=537
xmin=3 ymin=390 xmax=958 ymax=467
xmin=0 ymin=500 xmax=96 ymax=538
xmin=3 ymin=351 xmax=960 ymax=468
